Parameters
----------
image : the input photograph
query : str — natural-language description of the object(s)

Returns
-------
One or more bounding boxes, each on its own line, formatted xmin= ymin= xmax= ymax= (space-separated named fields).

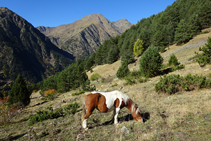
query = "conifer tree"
xmin=116 ymin=61 xmax=130 ymax=79
xmin=8 ymin=75 xmax=30 ymax=106
xmin=174 ymin=19 xmax=192 ymax=45
xmin=140 ymin=45 xmax=163 ymax=77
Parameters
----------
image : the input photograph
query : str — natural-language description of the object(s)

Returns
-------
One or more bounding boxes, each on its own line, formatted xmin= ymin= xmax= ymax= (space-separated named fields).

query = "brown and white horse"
xmin=82 ymin=90 xmax=142 ymax=129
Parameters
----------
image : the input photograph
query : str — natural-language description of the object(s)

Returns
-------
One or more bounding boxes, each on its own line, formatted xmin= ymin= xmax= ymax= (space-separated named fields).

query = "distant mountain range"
xmin=37 ymin=14 xmax=132 ymax=59
xmin=0 ymin=7 xmax=75 ymax=83
xmin=0 ymin=7 xmax=131 ymax=85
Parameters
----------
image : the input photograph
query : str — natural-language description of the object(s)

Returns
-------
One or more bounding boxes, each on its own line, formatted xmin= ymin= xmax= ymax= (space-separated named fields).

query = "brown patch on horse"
xmin=84 ymin=93 xmax=108 ymax=119
xmin=114 ymin=98 xmax=126 ymax=109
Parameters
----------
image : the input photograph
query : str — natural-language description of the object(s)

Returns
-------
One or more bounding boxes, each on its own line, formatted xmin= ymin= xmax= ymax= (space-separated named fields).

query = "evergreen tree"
xmin=140 ymin=45 xmax=163 ymax=77
xmin=84 ymin=52 xmax=95 ymax=71
xmin=41 ymin=75 xmax=57 ymax=92
xmin=198 ymin=1 xmax=211 ymax=28
xmin=174 ymin=19 xmax=192 ymax=45
xmin=188 ymin=14 xmax=202 ymax=36
xmin=8 ymin=75 xmax=30 ymax=106
xmin=116 ymin=61 xmax=130 ymax=79
xmin=133 ymin=39 xmax=144 ymax=56
xmin=107 ymin=45 xmax=119 ymax=64
xmin=168 ymin=54 xmax=179 ymax=66
xmin=121 ymin=50 xmax=135 ymax=64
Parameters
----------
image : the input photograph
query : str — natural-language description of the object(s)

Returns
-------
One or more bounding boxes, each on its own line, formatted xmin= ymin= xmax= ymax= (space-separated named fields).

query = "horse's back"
xmin=90 ymin=90 xmax=129 ymax=109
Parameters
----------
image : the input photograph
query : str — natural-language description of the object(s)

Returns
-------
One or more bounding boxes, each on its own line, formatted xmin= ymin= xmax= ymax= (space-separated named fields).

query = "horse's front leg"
xmin=114 ymin=107 xmax=120 ymax=124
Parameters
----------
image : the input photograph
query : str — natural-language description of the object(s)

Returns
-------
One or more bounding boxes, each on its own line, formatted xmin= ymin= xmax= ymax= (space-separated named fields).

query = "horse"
xmin=82 ymin=90 xmax=142 ymax=129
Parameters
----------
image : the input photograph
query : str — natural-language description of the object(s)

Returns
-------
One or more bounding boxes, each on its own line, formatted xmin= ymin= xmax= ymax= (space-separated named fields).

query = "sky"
xmin=1 ymin=0 xmax=176 ymax=27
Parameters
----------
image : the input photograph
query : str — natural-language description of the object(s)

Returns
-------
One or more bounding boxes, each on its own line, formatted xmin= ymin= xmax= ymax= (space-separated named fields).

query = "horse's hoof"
xmin=115 ymin=123 xmax=119 ymax=126
xmin=84 ymin=128 xmax=88 ymax=130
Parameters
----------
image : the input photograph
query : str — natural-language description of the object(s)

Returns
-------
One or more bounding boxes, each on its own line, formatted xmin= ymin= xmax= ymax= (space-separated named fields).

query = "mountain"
xmin=0 ymin=7 xmax=75 ymax=83
xmin=37 ymin=14 xmax=132 ymax=59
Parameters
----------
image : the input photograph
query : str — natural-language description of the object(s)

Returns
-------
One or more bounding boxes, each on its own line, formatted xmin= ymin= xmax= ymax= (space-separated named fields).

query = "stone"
xmin=121 ymin=126 xmax=129 ymax=134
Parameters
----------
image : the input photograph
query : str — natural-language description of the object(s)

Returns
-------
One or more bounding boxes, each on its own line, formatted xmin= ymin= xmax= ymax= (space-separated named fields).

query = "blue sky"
xmin=1 ymin=0 xmax=176 ymax=27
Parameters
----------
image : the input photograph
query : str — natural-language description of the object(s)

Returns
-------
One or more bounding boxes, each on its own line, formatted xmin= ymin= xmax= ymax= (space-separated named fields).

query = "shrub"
xmin=140 ymin=45 xmax=163 ymax=77
xmin=64 ymin=102 xmax=80 ymax=114
xmin=155 ymin=74 xmax=211 ymax=94
xmin=28 ymin=103 xmax=80 ymax=125
xmin=124 ymin=76 xmax=136 ymax=85
xmin=168 ymin=54 xmax=179 ymax=66
xmin=72 ymin=90 xmax=85 ymax=96
xmin=44 ymin=89 xmax=56 ymax=96
xmin=196 ymin=37 xmax=211 ymax=67
xmin=90 ymin=73 xmax=101 ymax=81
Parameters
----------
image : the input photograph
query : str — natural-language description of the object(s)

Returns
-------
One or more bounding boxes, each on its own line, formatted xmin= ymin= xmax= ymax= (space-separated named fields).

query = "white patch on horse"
xmin=131 ymin=103 xmax=136 ymax=112
xmin=91 ymin=90 xmax=129 ymax=111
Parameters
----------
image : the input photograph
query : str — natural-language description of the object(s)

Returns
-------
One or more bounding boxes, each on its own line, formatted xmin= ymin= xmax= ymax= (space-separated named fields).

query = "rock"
xmin=204 ymin=68 xmax=210 ymax=71
xmin=121 ymin=126 xmax=129 ymax=134
xmin=17 ymin=109 xmax=22 ymax=114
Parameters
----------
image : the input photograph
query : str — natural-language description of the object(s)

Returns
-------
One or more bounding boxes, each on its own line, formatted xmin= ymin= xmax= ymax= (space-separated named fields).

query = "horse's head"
xmin=131 ymin=103 xmax=143 ymax=122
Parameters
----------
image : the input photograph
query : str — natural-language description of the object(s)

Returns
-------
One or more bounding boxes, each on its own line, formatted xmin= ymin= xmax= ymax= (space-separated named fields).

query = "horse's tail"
xmin=81 ymin=96 xmax=86 ymax=123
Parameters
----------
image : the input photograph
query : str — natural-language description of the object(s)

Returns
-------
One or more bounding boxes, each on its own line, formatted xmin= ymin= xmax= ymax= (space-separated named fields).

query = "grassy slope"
xmin=1 ymin=29 xmax=211 ymax=141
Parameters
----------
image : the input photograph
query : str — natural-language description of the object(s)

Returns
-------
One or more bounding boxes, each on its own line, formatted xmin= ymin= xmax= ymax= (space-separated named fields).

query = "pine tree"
xmin=174 ymin=19 xmax=192 ymax=45
xmin=107 ymin=45 xmax=119 ymax=64
xmin=168 ymin=54 xmax=179 ymax=66
xmin=140 ymin=45 xmax=163 ymax=77
xmin=116 ymin=61 xmax=130 ymax=79
xmin=8 ymin=75 xmax=30 ymax=106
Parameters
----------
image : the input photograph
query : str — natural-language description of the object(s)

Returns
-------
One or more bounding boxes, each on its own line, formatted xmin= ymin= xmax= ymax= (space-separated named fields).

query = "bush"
xmin=155 ymin=74 xmax=211 ymax=94
xmin=116 ymin=61 xmax=130 ymax=79
xmin=28 ymin=103 xmax=80 ymax=125
xmin=90 ymin=73 xmax=101 ymax=81
xmin=140 ymin=45 xmax=163 ymax=77
xmin=168 ymin=54 xmax=179 ymax=66
xmin=196 ymin=37 xmax=211 ymax=67
xmin=124 ymin=76 xmax=136 ymax=85
xmin=72 ymin=90 xmax=85 ymax=96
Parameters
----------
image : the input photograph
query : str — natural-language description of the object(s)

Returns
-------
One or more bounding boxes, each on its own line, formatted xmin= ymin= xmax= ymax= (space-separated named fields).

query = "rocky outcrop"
xmin=37 ymin=14 xmax=132 ymax=59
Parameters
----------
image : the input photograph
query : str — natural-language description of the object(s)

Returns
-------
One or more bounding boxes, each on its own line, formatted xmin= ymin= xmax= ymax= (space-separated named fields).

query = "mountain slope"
xmin=37 ymin=14 xmax=132 ymax=59
xmin=0 ymin=7 xmax=75 ymax=83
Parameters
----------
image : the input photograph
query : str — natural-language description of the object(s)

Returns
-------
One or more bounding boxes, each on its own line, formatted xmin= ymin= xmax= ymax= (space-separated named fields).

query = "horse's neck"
xmin=126 ymin=99 xmax=135 ymax=113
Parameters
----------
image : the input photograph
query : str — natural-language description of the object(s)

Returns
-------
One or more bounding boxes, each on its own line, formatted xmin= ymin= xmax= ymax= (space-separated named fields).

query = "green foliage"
xmin=133 ymin=39 xmax=144 ymax=56
xmin=123 ymin=70 xmax=148 ymax=85
xmin=121 ymin=50 xmax=136 ymax=64
xmin=196 ymin=37 xmax=211 ymax=67
xmin=124 ymin=76 xmax=136 ymax=85
xmin=90 ymin=73 xmax=101 ymax=81
xmin=116 ymin=61 xmax=130 ymax=79
xmin=28 ymin=103 xmax=80 ymax=125
xmin=8 ymin=75 xmax=30 ymax=106
xmin=140 ymin=45 xmax=163 ymax=77
xmin=168 ymin=54 xmax=179 ymax=66
xmin=63 ymin=102 xmax=80 ymax=114
xmin=72 ymin=90 xmax=85 ymax=96
xmin=155 ymin=74 xmax=211 ymax=94
xmin=174 ymin=19 xmax=192 ymax=45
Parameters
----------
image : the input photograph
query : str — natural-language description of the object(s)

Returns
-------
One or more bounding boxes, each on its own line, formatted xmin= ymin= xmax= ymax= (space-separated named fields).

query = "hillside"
xmin=37 ymin=14 xmax=132 ymax=59
xmin=0 ymin=7 xmax=75 ymax=84
xmin=1 ymin=28 xmax=211 ymax=141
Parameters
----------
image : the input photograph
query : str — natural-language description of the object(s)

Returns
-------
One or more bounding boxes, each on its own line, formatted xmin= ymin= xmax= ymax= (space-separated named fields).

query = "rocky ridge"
xmin=37 ymin=14 xmax=132 ymax=59
xmin=0 ymin=7 xmax=74 ymax=83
